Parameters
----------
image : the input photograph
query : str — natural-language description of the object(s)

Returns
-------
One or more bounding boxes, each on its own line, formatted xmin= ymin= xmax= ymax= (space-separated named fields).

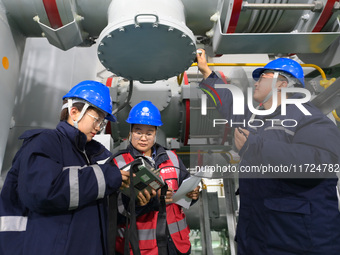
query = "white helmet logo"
xmin=141 ymin=107 xmax=150 ymax=116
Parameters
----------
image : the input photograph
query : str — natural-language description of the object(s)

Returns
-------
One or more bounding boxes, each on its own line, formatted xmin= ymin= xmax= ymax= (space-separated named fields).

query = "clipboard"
xmin=121 ymin=157 xmax=165 ymax=198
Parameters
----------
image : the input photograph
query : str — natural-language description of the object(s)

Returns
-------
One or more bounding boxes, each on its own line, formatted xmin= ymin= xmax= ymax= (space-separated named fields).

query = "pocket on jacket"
xmin=264 ymin=198 xmax=312 ymax=252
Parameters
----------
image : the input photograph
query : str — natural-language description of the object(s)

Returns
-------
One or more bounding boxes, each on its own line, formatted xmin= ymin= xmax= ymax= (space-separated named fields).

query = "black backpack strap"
xmin=124 ymin=160 xmax=141 ymax=255
xmin=156 ymin=184 xmax=169 ymax=255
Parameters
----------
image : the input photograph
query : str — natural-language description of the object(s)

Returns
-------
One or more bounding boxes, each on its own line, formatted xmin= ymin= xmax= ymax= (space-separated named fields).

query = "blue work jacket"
xmin=0 ymin=121 xmax=122 ymax=255
xmin=200 ymin=72 xmax=340 ymax=255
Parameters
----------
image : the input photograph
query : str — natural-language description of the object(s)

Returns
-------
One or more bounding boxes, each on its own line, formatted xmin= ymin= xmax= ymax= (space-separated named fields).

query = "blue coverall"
xmin=0 ymin=121 xmax=122 ymax=255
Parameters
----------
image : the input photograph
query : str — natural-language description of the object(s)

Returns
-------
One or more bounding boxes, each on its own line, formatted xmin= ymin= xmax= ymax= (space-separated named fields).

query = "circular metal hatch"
xmin=98 ymin=16 xmax=196 ymax=83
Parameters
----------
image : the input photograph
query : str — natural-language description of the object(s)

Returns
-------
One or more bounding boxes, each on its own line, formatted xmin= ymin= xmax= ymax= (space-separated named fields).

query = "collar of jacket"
xmin=125 ymin=143 xmax=169 ymax=166
xmin=59 ymin=121 xmax=110 ymax=163
xmin=57 ymin=121 xmax=88 ymax=151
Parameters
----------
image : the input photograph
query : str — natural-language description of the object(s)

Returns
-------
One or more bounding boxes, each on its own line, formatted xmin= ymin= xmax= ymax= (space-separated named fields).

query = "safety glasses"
xmin=87 ymin=113 xmax=107 ymax=131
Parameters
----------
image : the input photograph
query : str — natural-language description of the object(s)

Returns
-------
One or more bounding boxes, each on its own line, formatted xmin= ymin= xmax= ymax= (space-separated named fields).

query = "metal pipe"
xmin=242 ymin=1 xmax=324 ymax=12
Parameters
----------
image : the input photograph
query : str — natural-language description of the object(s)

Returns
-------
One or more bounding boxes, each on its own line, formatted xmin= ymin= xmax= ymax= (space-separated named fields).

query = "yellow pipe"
xmin=177 ymin=62 xmax=329 ymax=85
xmin=206 ymin=184 xmax=224 ymax=187
xmin=191 ymin=62 xmax=327 ymax=79
xmin=226 ymin=151 xmax=240 ymax=164
xmin=300 ymin=63 xmax=326 ymax=80
xmin=333 ymin=110 xmax=340 ymax=122
xmin=177 ymin=72 xmax=184 ymax=85
xmin=178 ymin=62 xmax=339 ymax=122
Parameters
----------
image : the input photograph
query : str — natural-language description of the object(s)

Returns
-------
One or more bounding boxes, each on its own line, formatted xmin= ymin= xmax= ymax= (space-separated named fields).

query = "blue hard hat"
xmin=126 ymin=101 xmax=163 ymax=126
xmin=63 ymin=80 xmax=116 ymax=122
xmin=252 ymin=58 xmax=305 ymax=87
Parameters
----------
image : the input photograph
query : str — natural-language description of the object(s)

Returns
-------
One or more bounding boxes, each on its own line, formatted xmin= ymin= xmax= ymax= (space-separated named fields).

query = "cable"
xmin=112 ymin=80 xmax=134 ymax=115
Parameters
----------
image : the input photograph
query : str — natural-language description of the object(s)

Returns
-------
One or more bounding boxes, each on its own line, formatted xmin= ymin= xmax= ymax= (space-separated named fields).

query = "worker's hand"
xmin=158 ymin=186 xmax=174 ymax=204
xmin=137 ymin=189 xmax=156 ymax=206
xmin=196 ymin=48 xmax=212 ymax=79
xmin=119 ymin=170 xmax=131 ymax=190
xmin=234 ymin=127 xmax=249 ymax=151
xmin=186 ymin=186 xmax=200 ymax=200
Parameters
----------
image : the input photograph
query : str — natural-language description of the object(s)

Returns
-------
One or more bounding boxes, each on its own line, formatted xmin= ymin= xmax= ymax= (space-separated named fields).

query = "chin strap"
xmin=260 ymin=71 xmax=279 ymax=106
xmin=66 ymin=99 xmax=89 ymax=129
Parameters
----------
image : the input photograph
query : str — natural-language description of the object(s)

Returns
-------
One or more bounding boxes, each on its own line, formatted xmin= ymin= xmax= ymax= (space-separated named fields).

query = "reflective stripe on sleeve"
xmin=67 ymin=166 xmax=79 ymax=210
xmin=264 ymin=126 xmax=295 ymax=136
xmin=64 ymin=164 xmax=106 ymax=209
xmin=91 ymin=164 xmax=106 ymax=199
xmin=0 ymin=216 xmax=27 ymax=232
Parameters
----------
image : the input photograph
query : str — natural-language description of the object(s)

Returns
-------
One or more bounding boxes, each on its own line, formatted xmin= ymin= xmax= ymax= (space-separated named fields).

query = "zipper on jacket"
xmin=82 ymin=150 xmax=91 ymax=165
